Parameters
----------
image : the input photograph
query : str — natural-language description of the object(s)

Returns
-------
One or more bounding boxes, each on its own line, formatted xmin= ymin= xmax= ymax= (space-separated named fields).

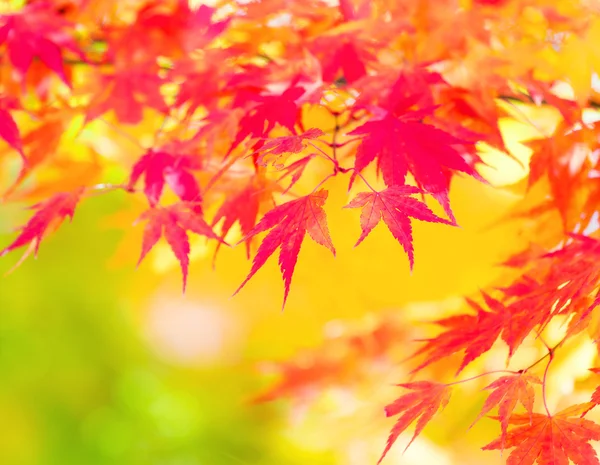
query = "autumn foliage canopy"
xmin=4 ymin=0 xmax=600 ymax=463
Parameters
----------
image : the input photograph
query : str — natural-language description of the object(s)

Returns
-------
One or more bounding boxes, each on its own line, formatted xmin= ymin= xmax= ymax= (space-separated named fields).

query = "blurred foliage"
xmin=0 ymin=194 xmax=333 ymax=465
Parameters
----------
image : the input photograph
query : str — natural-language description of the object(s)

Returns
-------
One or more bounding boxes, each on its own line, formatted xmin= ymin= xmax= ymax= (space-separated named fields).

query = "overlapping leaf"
xmin=211 ymin=177 xmax=274 ymax=263
xmin=472 ymin=373 xmax=541 ymax=448
xmin=85 ymin=67 xmax=168 ymax=125
xmin=128 ymin=149 xmax=202 ymax=207
xmin=228 ymin=86 xmax=305 ymax=155
xmin=0 ymin=97 xmax=23 ymax=159
xmin=483 ymin=403 xmax=600 ymax=465
xmin=136 ymin=202 xmax=224 ymax=291
xmin=0 ymin=2 xmax=83 ymax=87
xmin=256 ymin=128 xmax=323 ymax=167
xmin=1 ymin=187 xmax=85 ymax=261
xmin=348 ymin=113 xmax=479 ymax=220
xmin=411 ymin=293 xmax=510 ymax=374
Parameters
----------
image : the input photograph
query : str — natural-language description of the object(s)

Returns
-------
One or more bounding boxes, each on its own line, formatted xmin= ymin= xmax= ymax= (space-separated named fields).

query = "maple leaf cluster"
xmin=3 ymin=0 xmax=600 ymax=463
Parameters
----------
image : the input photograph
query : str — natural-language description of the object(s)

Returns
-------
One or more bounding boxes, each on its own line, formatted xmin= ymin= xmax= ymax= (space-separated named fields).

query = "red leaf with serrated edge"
xmin=278 ymin=154 xmax=315 ymax=194
xmin=0 ymin=107 xmax=24 ymax=160
xmin=471 ymin=374 xmax=541 ymax=450
xmin=171 ymin=57 xmax=224 ymax=113
xmin=257 ymin=128 xmax=324 ymax=165
xmin=379 ymin=381 xmax=452 ymax=464
xmin=128 ymin=150 xmax=201 ymax=208
xmin=588 ymin=369 xmax=600 ymax=413
xmin=318 ymin=40 xmax=369 ymax=84
xmin=348 ymin=114 xmax=478 ymax=220
xmin=344 ymin=185 xmax=454 ymax=269
xmin=1 ymin=187 xmax=85 ymax=261
xmin=497 ymin=236 xmax=600 ymax=354
xmin=121 ymin=1 xmax=231 ymax=57
xmin=482 ymin=403 xmax=600 ymax=465
xmin=234 ymin=189 xmax=335 ymax=309
xmin=0 ymin=3 xmax=83 ymax=87
xmin=410 ymin=293 xmax=510 ymax=374
xmin=85 ymin=68 xmax=168 ymax=125
xmin=211 ymin=179 xmax=272 ymax=263
xmin=136 ymin=203 xmax=225 ymax=291
xmin=228 ymin=86 xmax=304 ymax=156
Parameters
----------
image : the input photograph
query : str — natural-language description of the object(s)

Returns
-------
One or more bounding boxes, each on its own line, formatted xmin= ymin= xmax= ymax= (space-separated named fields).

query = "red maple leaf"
xmin=0 ymin=2 xmax=83 ymax=87
xmin=228 ymin=86 xmax=305 ymax=155
xmin=435 ymin=86 xmax=507 ymax=153
xmin=348 ymin=114 xmax=478 ymax=220
xmin=0 ymin=96 xmax=24 ymax=159
xmin=211 ymin=177 xmax=273 ymax=263
xmin=85 ymin=67 xmax=168 ymax=125
xmin=482 ymin=403 xmax=600 ymax=465
xmin=136 ymin=203 xmax=224 ymax=291
xmin=121 ymin=0 xmax=230 ymax=58
xmin=171 ymin=56 xmax=224 ymax=113
xmin=379 ymin=381 xmax=452 ymax=464
xmin=277 ymin=154 xmax=315 ymax=193
xmin=128 ymin=149 xmax=202 ymax=207
xmin=410 ymin=293 xmax=510 ymax=374
xmin=257 ymin=128 xmax=324 ymax=163
xmin=353 ymin=68 xmax=444 ymax=118
xmin=498 ymin=235 xmax=600 ymax=353
xmin=234 ymin=189 xmax=335 ymax=308
xmin=310 ymin=37 xmax=371 ymax=84
xmin=1 ymin=187 xmax=85 ymax=260
xmin=344 ymin=185 xmax=454 ymax=269
xmin=471 ymin=373 xmax=541 ymax=449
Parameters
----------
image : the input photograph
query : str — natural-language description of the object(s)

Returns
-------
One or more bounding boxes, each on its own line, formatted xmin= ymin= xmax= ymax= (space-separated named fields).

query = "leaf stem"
xmin=311 ymin=173 xmax=335 ymax=193
xmin=542 ymin=349 xmax=554 ymax=416
xmin=445 ymin=369 xmax=519 ymax=387
xmin=307 ymin=141 xmax=337 ymax=164
xmin=355 ymin=171 xmax=377 ymax=192
xmin=522 ymin=340 xmax=563 ymax=372
xmin=331 ymin=114 xmax=339 ymax=161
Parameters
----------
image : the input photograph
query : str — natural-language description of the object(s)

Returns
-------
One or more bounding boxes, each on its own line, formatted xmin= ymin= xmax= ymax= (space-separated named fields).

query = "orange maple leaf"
xmin=410 ymin=293 xmax=510 ymax=374
xmin=483 ymin=403 xmax=600 ymax=465
xmin=471 ymin=373 xmax=541 ymax=449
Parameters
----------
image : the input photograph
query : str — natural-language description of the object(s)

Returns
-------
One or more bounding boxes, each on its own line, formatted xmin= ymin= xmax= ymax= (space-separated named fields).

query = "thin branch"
xmin=542 ymin=349 xmax=554 ymax=416
xmin=445 ymin=369 xmax=519 ymax=387
xmin=311 ymin=173 xmax=335 ymax=193
xmin=307 ymin=141 xmax=337 ymax=164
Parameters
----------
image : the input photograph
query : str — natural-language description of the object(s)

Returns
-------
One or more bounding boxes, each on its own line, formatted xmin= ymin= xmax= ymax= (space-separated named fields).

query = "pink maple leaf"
xmin=0 ymin=2 xmax=83 ymax=87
